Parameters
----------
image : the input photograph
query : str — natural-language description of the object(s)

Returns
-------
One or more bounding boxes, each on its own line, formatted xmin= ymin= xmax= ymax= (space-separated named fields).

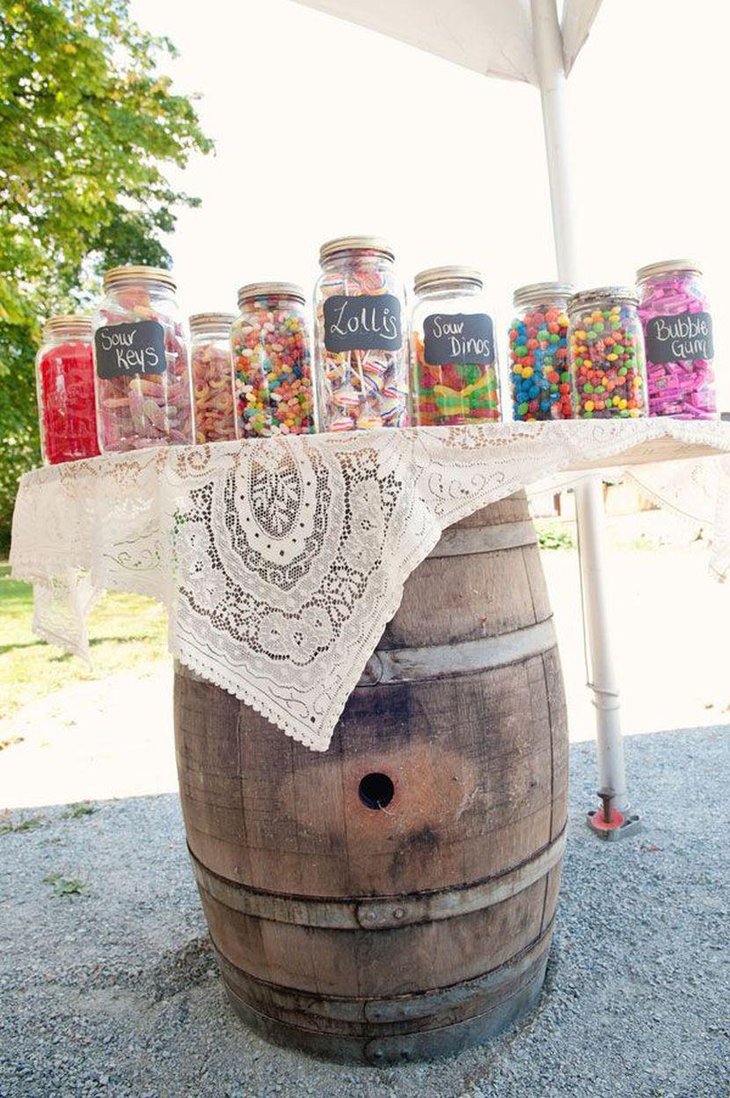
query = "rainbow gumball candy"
xmin=509 ymin=282 xmax=573 ymax=421
xmin=568 ymin=288 xmax=647 ymax=419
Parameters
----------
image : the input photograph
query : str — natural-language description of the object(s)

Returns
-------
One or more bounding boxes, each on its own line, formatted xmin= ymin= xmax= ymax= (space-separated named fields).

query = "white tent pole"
xmin=530 ymin=0 xmax=578 ymax=285
xmin=530 ymin=0 xmax=629 ymax=815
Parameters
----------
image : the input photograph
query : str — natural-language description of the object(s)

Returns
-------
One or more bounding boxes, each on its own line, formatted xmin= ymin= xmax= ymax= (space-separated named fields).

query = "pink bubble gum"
xmin=638 ymin=266 xmax=717 ymax=420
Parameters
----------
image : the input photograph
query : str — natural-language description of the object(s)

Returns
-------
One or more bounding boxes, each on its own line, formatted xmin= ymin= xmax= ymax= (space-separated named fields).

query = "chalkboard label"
xmin=424 ymin=313 xmax=495 ymax=367
xmin=323 ymin=294 xmax=402 ymax=352
xmin=644 ymin=311 xmax=714 ymax=364
xmin=94 ymin=320 xmax=167 ymax=379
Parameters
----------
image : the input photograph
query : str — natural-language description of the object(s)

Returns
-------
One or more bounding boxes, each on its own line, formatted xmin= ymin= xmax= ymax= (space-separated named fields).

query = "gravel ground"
xmin=0 ymin=726 xmax=728 ymax=1098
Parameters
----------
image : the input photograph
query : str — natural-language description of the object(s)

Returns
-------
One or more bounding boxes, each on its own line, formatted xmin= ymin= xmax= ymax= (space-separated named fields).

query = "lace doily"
xmin=10 ymin=421 xmax=730 ymax=751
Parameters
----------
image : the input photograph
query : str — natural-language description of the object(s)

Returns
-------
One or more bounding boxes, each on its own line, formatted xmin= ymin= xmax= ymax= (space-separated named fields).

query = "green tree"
xmin=0 ymin=0 xmax=212 ymax=549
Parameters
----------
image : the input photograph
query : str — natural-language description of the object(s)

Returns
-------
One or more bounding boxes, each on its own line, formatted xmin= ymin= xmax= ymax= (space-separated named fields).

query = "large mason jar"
xmin=410 ymin=266 xmax=501 ymax=426
xmin=190 ymin=312 xmax=237 ymax=443
xmin=314 ymin=236 xmax=408 ymax=431
xmin=509 ymin=282 xmax=573 ymax=420
xmin=92 ymin=265 xmax=193 ymax=451
xmin=568 ymin=288 xmax=648 ymax=419
xmin=232 ymin=283 xmax=315 ymax=438
xmin=35 ymin=315 xmax=100 ymax=464
xmin=637 ymin=260 xmax=717 ymax=419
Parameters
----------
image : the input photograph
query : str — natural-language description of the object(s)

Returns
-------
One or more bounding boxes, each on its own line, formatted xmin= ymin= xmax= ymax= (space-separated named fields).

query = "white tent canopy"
xmin=294 ymin=0 xmax=603 ymax=84
xmin=292 ymin=0 xmax=635 ymax=829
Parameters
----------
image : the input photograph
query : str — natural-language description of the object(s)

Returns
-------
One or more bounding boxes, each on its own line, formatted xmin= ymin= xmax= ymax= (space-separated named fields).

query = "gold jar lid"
xmin=319 ymin=236 xmax=395 ymax=263
xmin=103 ymin=265 xmax=177 ymax=291
xmin=513 ymin=281 xmax=574 ymax=308
xmin=636 ymin=259 xmax=702 ymax=281
xmin=189 ymin=312 xmax=236 ymax=333
xmin=568 ymin=286 xmax=638 ymax=311
xmin=237 ymin=282 xmax=306 ymax=308
xmin=42 ymin=315 xmax=93 ymax=340
xmin=414 ymin=266 xmax=483 ymax=294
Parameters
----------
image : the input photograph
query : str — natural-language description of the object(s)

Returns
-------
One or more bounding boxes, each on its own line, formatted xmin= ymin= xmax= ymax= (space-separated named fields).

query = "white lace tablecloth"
xmin=10 ymin=421 xmax=730 ymax=751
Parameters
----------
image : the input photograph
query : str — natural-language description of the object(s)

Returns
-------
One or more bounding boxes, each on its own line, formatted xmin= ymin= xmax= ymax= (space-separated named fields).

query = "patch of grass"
xmin=0 ymin=814 xmax=45 ymax=835
xmin=44 ymin=873 xmax=87 ymax=897
xmin=536 ymin=521 xmax=577 ymax=551
xmin=62 ymin=801 xmax=97 ymax=820
xmin=0 ymin=562 xmax=167 ymax=720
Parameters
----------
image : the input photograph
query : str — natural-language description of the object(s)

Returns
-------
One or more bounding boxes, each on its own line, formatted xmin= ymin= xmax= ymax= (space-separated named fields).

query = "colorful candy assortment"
xmin=411 ymin=343 xmax=500 ymax=424
xmin=36 ymin=245 xmax=718 ymax=460
xmin=637 ymin=262 xmax=717 ymax=419
xmin=35 ymin=317 xmax=100 ymax=464
xmin=315 ymin=237 xmax=407 ymax=431
xmin=93 ymin=267 xmax=193 ymax=451
xmin=509 ymin=284 xmax=572 ymax=420
xmin=232 ymin=284 xmax=314 ymax=437
xmin=568 ymin=290 xmax=647 ymax=419
xmin=410 ymin=267 xmax=500 ymax=425
xmin=190 ymin=313 xmax=237 ymax=443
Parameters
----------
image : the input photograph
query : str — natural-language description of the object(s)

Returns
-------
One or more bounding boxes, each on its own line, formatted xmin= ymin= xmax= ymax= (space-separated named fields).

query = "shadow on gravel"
xmin=82 ymin=935 xmax=218 ymax=1002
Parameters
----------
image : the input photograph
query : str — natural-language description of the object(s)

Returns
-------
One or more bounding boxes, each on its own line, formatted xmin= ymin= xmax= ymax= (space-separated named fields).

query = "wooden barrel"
xmin=174 ymin=491 xmax=568 ymax=1063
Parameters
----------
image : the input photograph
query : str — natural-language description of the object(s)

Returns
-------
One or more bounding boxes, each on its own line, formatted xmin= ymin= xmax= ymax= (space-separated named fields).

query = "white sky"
xmin=132 ymin=0 xmax=730 ymax=402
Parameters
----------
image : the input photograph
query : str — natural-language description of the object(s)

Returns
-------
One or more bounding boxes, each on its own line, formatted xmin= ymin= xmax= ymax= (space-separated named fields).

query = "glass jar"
xmin=190 ymin=313 xmax=236 ymax=443
xmin=92 ymin=265 xmax=193 ymax=451
xmin=314 ymin=236 xmax=408 ymax=431
xmin=410 ymin=267 xmax=500 ymax=425
xmin=232 ymin=283 xmax=315 ymax=437
xmin=509 ymin=282 xmax=573 ymax=420
xmin=568 ymin=288 xmax=648 ymax=419
xmin=35 ymin=315 xmax=100 ymax=464
xmin=637 ymin=260 xmax=717 ymax=419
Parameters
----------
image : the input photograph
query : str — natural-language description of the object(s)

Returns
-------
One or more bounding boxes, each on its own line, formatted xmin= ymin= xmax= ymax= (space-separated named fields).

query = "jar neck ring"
xmin=415 ymin=279 xmax=483 ymax=297
xmin=103 ymin=266 xmax=176 ymax=294
xmin=42 ymin=316 xmax=93 ymax=341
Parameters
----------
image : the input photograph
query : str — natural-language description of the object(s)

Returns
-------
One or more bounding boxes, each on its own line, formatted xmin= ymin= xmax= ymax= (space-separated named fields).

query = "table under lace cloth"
xmin=10 ymin=420 xmax=730 ymax=751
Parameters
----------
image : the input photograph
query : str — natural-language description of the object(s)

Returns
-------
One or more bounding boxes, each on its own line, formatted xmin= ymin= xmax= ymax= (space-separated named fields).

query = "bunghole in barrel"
xmin=174 ymin=490 xmax=568 ymax=1063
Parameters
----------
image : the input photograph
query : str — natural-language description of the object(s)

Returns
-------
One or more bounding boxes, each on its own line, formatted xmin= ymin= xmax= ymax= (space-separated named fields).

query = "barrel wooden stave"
xmin=215 ymin=916 xmax=554 ymax=1030
xmin=173 ymin=491 xmax=568 ymax=1062
xmin=176 ymin=654 xmax=563 ymax=895
xmin=195 ymin=872 xmax=553 ymax=996
xmin=224 ymin=954 xmax=549 ymax=1063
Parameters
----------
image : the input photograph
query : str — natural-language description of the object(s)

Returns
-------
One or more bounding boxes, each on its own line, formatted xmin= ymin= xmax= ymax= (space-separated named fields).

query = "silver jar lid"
xmin=513 ymin=281 xmax=574 ymax=308
xmin=568 ymin=286 xmax=638 ymax=310
xmin=103 ymin=265 xmax=176 ymax=291
xmin=319 ymin=236 xmax=395 ymax=263
xmin=42 ymin=315 xmax=93 ymax=340
xmin=189 ymin=312 xmax=236 ymax=333
xmin=414 ymin=266 xmax=483 ymax=294
xmin=237 ymin=282 xmax=306 ymax=308
xmin=636 ymin=259 xmax=702 ymax=281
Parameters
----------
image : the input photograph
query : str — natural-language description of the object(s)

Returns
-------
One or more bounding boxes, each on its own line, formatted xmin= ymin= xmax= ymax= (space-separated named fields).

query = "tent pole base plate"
xmin=586 ymin=808 xmax=642 ymax=842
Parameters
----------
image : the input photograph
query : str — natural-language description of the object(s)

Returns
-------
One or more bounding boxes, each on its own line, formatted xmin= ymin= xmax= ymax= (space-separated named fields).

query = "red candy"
xmin=35 ymin=319 xmax=100 ymax=464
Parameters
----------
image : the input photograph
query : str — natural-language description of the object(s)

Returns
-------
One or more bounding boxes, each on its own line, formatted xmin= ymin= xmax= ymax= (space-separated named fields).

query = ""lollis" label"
xmin=323 ymin=295 xmax=402 ymax=352
xmin=94 ymin=320 xmax=167 ymax=378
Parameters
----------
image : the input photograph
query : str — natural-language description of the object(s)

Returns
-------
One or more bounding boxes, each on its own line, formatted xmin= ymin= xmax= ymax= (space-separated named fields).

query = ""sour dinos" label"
xmin=323 ymin=295 xmax=402 ymax=352
xmin=94 ymin=320 xmax=167 ymax=378
xmin=424 ymin=313 xmax=495 ymax=367
xmin=644 ymin=311 xmax=714 ymax=364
